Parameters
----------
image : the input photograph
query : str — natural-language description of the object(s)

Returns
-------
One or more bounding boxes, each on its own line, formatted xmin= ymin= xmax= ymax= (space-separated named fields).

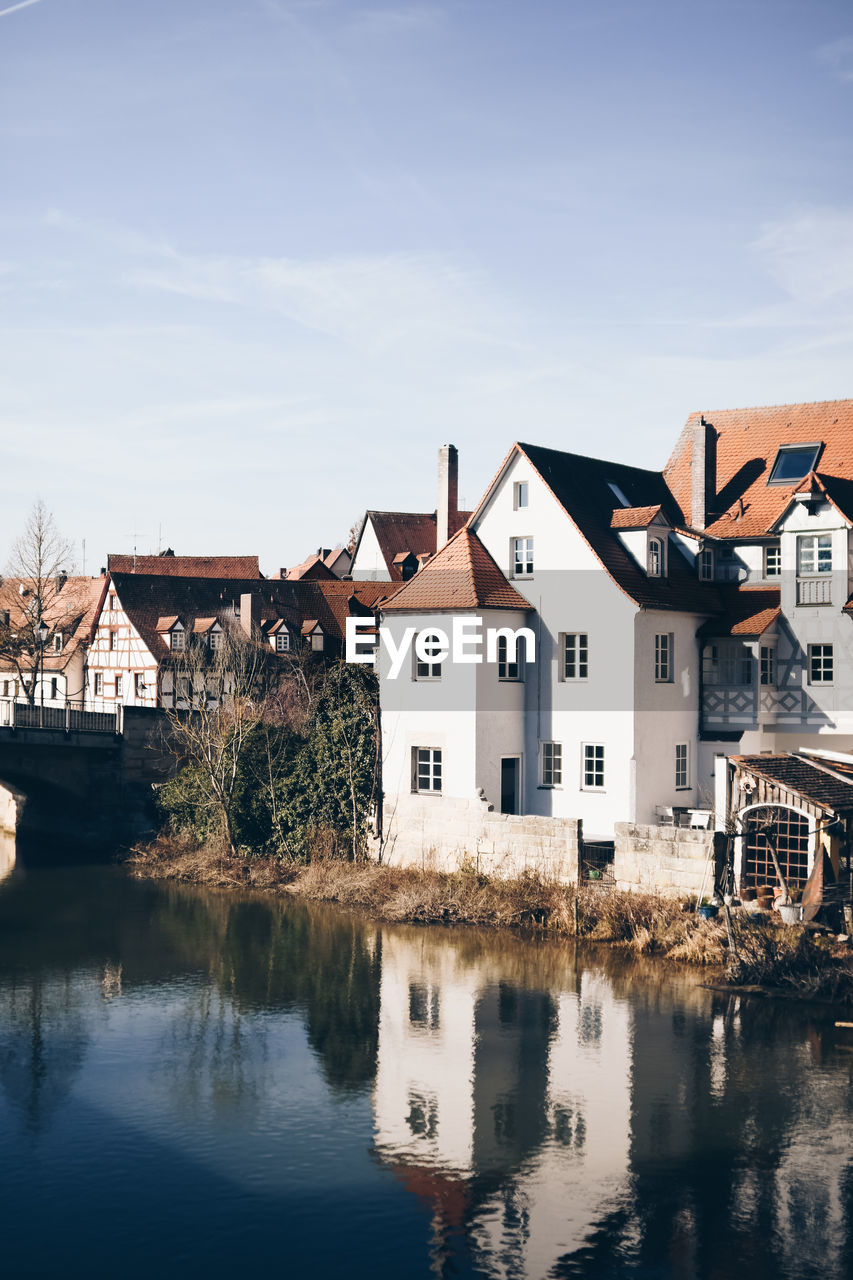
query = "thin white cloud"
xmin=0 ymin=0 xmax=42 ymax=18
xmin=753 ymin=206 xmax=853 ymax=305
xmin=816 ymin=36 xmax=853 ymax=82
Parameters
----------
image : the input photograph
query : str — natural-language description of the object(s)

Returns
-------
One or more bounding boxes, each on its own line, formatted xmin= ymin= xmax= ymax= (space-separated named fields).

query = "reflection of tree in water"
xmin=0 ymin=976 xmax=90 ymax=1133
xmin=151 ymin=891 xmax=382 ymax=1096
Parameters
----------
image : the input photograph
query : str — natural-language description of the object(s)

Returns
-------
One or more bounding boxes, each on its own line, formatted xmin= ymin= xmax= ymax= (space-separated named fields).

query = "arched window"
xmin=648 ymin=537 xmax=664 ymax=578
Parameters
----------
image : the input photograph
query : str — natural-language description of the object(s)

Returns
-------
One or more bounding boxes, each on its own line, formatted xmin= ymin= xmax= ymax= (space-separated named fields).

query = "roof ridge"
xmin=685 ymin=397 xmax=853 ymax=418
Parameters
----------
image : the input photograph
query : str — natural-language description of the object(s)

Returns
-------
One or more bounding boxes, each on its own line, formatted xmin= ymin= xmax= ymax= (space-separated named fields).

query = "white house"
xmin=375 ymin=399 xmax=853 ymax=885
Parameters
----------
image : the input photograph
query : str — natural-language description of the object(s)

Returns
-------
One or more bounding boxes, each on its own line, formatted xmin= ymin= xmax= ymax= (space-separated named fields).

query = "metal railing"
xmin=0 ymin=698 xmax=121 ymax=734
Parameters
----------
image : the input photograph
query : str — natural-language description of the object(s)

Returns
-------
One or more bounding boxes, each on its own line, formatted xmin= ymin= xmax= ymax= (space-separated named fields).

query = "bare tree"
xmin=346 ymin=515 xmax=364 ymax=555
xmin=0 ymin=501 xmax=78 ymax=706
xmin=161 ymin=625 xmax=277 ymax=856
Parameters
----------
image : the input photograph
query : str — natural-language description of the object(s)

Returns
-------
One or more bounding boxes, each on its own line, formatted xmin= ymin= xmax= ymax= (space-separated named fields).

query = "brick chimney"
xmin=239 ymin=592 xmax=261 ymax=637
xmin=691 ymin=416 xmax=716 ymax=531
xmin=437 ymin=444 xmax=459 ymax=549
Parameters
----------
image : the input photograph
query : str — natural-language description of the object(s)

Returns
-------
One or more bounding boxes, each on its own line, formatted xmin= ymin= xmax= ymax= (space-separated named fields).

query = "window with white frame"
xmin=512 ymin=537 xmax=534 ymax=576
xmin=115 ymin=674 xmax=123 ymax=698
xmin=94 ymin=672 xmax=103 ymax=696
xmin=760 ymin=645 xmax=776 ymax=686
xmin=514 ymin=481 xmax=529 ymax=509
xmin=275 ymin=631 xmax=291 ymax=652
xmin=655 ymin=632 xmax=673 ymax=682
xmin=808 ymin=643 xmax=833 ymax=684
xmin=698 ymin=547 xmax=714 ymax=581
xmin=675 ymin=742 xmax=689 ymax=790
xmin=797 ymin=534 xmax=832 ymax=575
xmin=703 ymin=641 xmax=753 ymax=686
xmin=134 ymin=673 xmax=145 ymax=698
xmin=209 ymin=629 xmax=222 ymax=651
xmin=562 ymin=632 xmax=588 ymax=680
xmin=412 ymin=747 xmax=442 ymax=793
xmin=764 ymin=542 xmax=781 ymax=578
xmin=171 ymin=628 xmax=185 ymax=651
xmin=540 ymin=741 xmax=562 ymax=787
xmin=310 ymin=631 xmax=324 ymax=652
xmin=497 ymin=633 xmax=523 ymax=680
xmin=582 ymin=743 xmax=605 ymax=789
xmin=415 ymin=632 xmax=444 ymax=680
xmin=648 ymin=536 xmax=665 ymax=578
xmin=53 ymin=632 xmax=63 ymax=653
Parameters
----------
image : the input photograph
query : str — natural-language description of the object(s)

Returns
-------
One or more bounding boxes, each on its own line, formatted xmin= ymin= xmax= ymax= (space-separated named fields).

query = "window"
xmin=540 ymin=741 xmax=562 ymax=787
xmin=115 ymin=674 xmax=123 ymax=698
xmin=582 ymin=743 xmax=605 ymax=789
xmin=797 ymin=534 xmax=832 ymax=575
xmin=497 ymin=633 xmax=522 ymax=680
xmin=171 ymin=628 xmax=185 ymax=652
xmin=108 ymin=593 xmax=117 ymax=612
xmin=50 ymin=677 xmax=58 ymax=700
xmin=675 ymin=743 xmax=689 ymax=790
xmin=415 ymin=632 xmax=444 ymax=680
xmin=764 ymin=543 xmax=781 ymax=578
xmin=562 ymin=632 xmax=588 ymax=680
xmin=514 ymin=481 xmax=529 ymax=509
xmin=808 ymin=644 xmax=833 ymax=684
xmin=94 ymin=672 xmax=103 ymax=696
xmin=768 ymin=443 xmax=822 ymax=484
xmin=655 ymin=633 xmax=673 ymax=682
xmin=310 ymin=632 xmax=324 ymax=652
xmin=413 ymin=747 xmax=442 ymax=793
xmin=275 ymin=631 xmax=291 ymax=652
xmin=698 ymin=547 xmax=714 ymax=581
xmin=512 ymin=537 xmax=534 ymax=576
xmin=648 ymin=536 xmax=665 ymax=578
xmin=134 ymin=673 xmax=146 ymax=698
xmin=108 ymin=630 xmax=116 ymax=651
xmin=703 ymin=642 xmax=752 ymax=686
xmin=53 ymin=632 xmax=63 ymax=653
xmin=209 ymin=630 xmax=222 ymax=651
xmin=760 ymin=645 xmax=776 ymax=686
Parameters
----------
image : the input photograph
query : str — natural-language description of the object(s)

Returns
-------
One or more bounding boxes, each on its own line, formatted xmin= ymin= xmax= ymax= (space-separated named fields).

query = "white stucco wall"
xmin=351 ymin=517 xmax=393 ymax=580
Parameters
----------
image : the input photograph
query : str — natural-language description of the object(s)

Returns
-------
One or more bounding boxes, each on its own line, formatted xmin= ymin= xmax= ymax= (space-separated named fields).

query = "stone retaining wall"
xmin=613 ymin=822 xmax=722 ymax=897
xmin=373 ymin=794 xmax=582 ymax=882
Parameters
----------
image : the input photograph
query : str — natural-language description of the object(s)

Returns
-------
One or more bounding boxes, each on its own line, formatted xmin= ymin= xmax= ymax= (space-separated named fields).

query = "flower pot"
xmin=698 ymin=903 xmax=719 ymax=920
xmin=778 ymin=903 xmax=802 ymax=926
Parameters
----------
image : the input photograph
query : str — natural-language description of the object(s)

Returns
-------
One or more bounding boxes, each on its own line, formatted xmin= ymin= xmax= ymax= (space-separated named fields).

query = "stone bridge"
xmin=0 ymin=703 xmax=175 ymax=851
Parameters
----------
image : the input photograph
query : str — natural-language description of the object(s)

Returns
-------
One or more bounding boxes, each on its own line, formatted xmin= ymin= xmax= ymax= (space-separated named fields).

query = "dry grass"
xmin=124 ymin=837 xmax=853 ymax=996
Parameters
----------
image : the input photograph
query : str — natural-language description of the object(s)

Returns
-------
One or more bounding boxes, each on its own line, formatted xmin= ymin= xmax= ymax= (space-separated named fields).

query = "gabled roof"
xmin=698 ymin=587 xmax=781 ymax=638
xmin=731 ymin=753 xmax=853 ymax=814
xmin=664 ymin=399 xmax=853 ymax=538
xmin=610 ymin=504 xmax=664 ymax=529
xmin=0 ymin=575 xmax=104 ymax=672
xmin=477 ymin=443 xmax=721 ymax=615
xmin=782 ymin=472 xmax=853 ymax=526
xmin=357 ymin=508 xmax=471 ymax=580
xmin=285 ymin=554 xmax=337 ymax=581
xmin=107 ymin=553 xmax=261 ymax=578
xmin=382 ymin=528 xmax=530 ymax=612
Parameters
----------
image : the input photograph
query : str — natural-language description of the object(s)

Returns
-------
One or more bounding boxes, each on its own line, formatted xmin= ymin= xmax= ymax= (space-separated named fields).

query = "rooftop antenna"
xmin=123 ymin=531 xmax=150 ymax=573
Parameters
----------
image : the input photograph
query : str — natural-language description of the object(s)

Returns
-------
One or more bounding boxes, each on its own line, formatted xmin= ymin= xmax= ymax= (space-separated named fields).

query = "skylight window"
xmin=767 ymin=443 xmax=822 ymax=485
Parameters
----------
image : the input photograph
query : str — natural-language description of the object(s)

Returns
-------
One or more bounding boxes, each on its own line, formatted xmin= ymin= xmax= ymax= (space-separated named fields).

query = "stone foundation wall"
xmin=613 ymin=822 xmax=721 ymax=897
xmin=373 ymin=793 xmax=581 ymax=882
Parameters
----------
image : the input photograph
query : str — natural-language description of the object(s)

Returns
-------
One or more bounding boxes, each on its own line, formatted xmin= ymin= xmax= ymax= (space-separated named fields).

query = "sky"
xmin=1 ymin=0 xmax=852 ymax=574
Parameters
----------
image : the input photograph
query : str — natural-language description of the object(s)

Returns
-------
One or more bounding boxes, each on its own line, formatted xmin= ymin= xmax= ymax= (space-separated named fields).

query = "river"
xmin=0 ymin=856 xmax=851 ymax=1279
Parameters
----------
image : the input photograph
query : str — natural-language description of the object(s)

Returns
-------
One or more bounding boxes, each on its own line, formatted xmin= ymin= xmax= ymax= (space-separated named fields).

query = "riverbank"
xmin=125 ymin=836 xmax=853 ymax=1002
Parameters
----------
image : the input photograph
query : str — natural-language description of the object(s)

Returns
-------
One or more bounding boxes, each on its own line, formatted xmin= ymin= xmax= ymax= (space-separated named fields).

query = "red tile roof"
xmin=361 ymin=509 xmax=471 ymax=580
xmin=285 ymin=555 xmax=337 ymax=581
xmin=0 ymin=575 xmax=104 ymax=672
xmin=382 ymin=528 xmax=531 ymax=612
xmin=108 ymin=553 xmax=261 ymax=578
xmin=698 ymin=587 xmax=781 ymax=638
xmin=664 ymin=399 xmax=853 ymax=538
xmin=610 ymin=504 xmax=664 ymax=529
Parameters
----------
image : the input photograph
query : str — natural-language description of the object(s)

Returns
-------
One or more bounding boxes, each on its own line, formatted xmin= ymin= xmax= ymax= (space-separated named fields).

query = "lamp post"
xmin=36 ymin=619 xmax=48 ymax=727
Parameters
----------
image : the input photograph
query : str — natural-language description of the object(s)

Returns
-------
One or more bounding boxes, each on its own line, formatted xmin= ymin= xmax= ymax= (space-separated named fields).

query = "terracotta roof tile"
xmin=664 ymin=399 xmax=853 ymax=538
xmin=698 ymin=586 xmax=781 ymax=638
xmin=610 ymin=504 xmax=664 ymax=529
xmin=0 ymin=575 xmax=104 ymax=673
xmin=108 ymin=553 xmax=260 ymax=578
xmin=382 ymin=528 xmax=531 ymax=612
xmin=362 ymin=509 xmax=471 ymax=580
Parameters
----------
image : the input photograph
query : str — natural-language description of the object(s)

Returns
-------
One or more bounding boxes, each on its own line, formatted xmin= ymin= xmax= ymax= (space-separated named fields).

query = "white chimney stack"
xmin=437 ymin=444 xmax=459 ymax=549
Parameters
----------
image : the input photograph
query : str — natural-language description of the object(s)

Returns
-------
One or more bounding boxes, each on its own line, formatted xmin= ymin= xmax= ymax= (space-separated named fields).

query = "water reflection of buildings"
xmin=372 ymin=930 xmax=633 ymax=1276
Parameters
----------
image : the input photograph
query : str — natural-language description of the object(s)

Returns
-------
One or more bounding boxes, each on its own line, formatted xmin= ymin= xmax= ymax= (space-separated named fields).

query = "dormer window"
xmin=171 ymin=626 xmax=185 ymax=652
xmin=208 ymin=627 xmax=223 ymax=652
xmin=53 ymin=632 xmax=64 ymax=653
xmin=275 ymin=631 xmax=291 ymax=653
xmin=698 ymin=546 xmax=714 ymax=581
xmin=768 ymin=442 xmax=822 ymax=485
xmin=648 ymin=536 xmax=665 ymax=578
